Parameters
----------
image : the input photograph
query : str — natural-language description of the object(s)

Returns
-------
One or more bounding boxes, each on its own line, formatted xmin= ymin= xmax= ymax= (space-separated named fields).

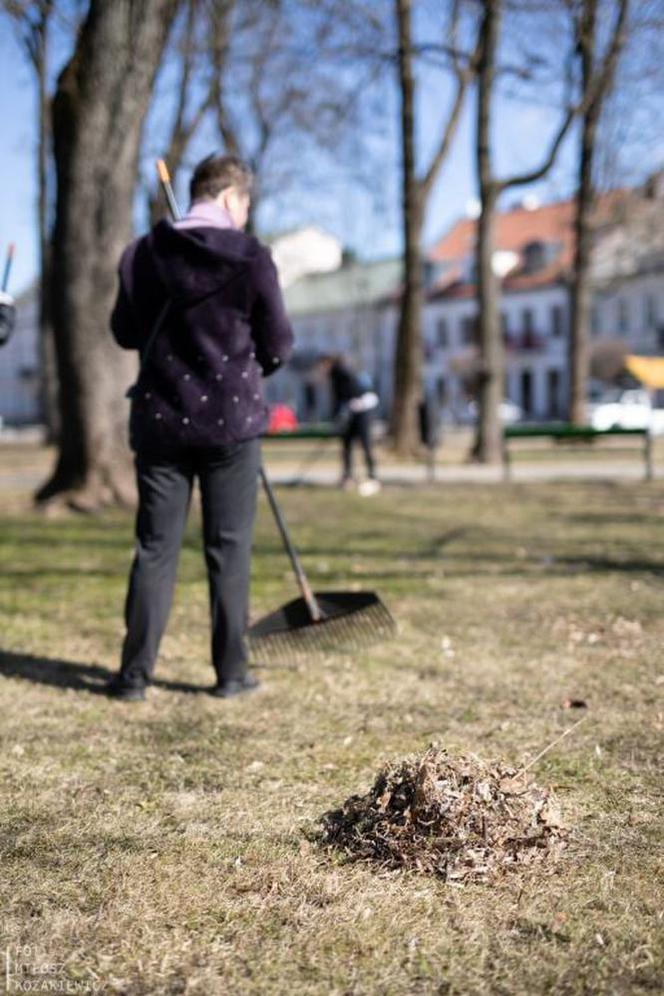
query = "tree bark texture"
xmin=568 ymin=1 xmax=600 ymax=426
xmin=35 ymin=2 xmax=59 ymax=439
xmin=474 ymin=0 xmax=502 ymax=464
xmin=390 ymin=0 xmax=424 ymax=455
xmin=39 ymin=0 xmax=178 ymax=507
xmin=568 ymin=0 xmax=629 ymax=424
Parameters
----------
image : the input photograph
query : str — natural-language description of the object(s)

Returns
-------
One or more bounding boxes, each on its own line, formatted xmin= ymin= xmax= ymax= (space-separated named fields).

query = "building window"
xmin=548 ymin=368 xmax=561 ymax=417
xmin=461 ymin=315 xmax=477 ymax=345
xmin=551 ymin=304 xmax=564 ymax=338
xmin=521 ymin=369 xmax=533 ymax=415
xmin=617 ymin=298 xmax=629 ymax=333
xmin=523 ymin=241 xmax=547 ymax=273
xmin=436 ymin=376 xmax=446 ymax=406
xmin=436 ymin=317 xmax=448 ymax=349
xmin=522 ymin=308 xmax=534 ymax=336
xmin=644 ymin=295 xmax=657 ymax=330
xmin=591 ymin=305 xmax=600 ymax=336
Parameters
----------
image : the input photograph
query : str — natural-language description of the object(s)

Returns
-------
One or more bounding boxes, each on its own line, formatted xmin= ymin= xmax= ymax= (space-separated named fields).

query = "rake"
xmin=156 ymin=159 xmax=396 ymax=661
xmin=251 ymin=466 xmax=395 ymax=660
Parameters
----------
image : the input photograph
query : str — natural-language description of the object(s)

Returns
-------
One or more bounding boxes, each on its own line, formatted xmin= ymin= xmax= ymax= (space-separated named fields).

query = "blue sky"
xmin=0 ymin=7 xmax=660 ymax=297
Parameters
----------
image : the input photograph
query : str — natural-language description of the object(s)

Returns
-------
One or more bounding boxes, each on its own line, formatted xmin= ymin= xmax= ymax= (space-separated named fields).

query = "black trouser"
xmin=118 ymin=438 xmax=261 ymax=689
xmin=342 ymin=411 xmax=376 ymax=479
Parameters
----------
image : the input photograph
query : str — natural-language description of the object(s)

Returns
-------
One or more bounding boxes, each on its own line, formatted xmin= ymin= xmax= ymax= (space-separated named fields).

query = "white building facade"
xmin=0 ymin=286 xmax=41 ymax=426
xmin=3 ymin=183 xmax=663 ymax=428
xmin=421 ymin=283 xmax=569 ymax=420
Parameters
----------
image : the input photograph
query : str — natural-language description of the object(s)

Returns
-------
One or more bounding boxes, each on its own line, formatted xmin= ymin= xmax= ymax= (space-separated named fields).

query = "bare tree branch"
xmin=499 ymin=0 xmax=629 ymax=191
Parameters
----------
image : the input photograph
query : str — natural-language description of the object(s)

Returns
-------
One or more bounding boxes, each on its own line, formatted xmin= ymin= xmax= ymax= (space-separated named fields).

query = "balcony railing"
xmin=504 ymin=331 xmax=546 ymax=351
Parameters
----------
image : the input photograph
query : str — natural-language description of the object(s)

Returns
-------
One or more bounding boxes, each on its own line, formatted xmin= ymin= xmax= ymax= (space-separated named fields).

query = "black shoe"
xmin=209 ymin=673 xmax=261 ymax=698
xmin=104 ymin=677 xmax=146 ymax=701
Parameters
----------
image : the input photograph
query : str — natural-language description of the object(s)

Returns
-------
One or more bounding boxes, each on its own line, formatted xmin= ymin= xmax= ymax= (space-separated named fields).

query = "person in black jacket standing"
xmin=319 ymin=354 xmax=380 ymax=495
xmin=106 ymin=154 xmax=294 ymax=701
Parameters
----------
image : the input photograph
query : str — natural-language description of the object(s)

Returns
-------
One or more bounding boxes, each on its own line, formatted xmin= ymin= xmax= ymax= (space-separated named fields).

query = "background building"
xmin=0 ymin=284 xmax=41 ymax=426
xmin=276 ymin=174 xmax=664 ymax=424
xmin=2 ymin=176 xmax=662 ymax=428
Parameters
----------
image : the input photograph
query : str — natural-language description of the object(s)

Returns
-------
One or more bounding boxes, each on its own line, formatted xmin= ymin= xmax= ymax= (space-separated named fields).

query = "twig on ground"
xmin=515 ymin=716 xmax=589 ymax=779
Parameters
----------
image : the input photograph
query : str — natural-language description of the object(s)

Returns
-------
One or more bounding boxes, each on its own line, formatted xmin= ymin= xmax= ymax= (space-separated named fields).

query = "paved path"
xmin=6 ymin=464 xmax=659 ymax=494
xmin=2 ymin=423 xmax=661 ymax=495
xmin=265 ymin=461 xmax=662 ymax=486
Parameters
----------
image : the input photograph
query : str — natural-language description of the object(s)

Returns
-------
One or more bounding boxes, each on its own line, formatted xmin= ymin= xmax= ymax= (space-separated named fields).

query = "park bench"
xmin=264 ymin=423 xmax=338 ymax=441
xmin=502 ymin=423 xmax=654 ymax=481
xmin=262 ymin=423 xmax=339 ymax=484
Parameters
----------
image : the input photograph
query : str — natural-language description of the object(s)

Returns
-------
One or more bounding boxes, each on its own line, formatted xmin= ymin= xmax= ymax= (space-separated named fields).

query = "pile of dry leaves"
xmin=316 ymin=744 xmax=568 ymax=883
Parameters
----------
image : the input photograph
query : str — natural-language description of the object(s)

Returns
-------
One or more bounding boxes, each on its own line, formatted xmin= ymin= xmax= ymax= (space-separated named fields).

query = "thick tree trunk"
xmin=475 ymin=186 xmax=502 ymax=462
xmin=473 ymin=0 xmax=502 ymax=464
xmin=390 ymin=0 xmax=424 ymax=455
xmin=37 ymin=0 xmax=178 ymax=509
xmin=568 ymin=0 xmax=601 ymax=426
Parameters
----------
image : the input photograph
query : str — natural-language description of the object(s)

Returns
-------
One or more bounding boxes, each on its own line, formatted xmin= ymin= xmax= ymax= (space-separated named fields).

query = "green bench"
xmin=263 ymin=423 xmax=338 ymax=441
xmin=262 ymin=423 xmax=339 ymax=484
xmin=503 ymin=424 xmax=654 ymax=481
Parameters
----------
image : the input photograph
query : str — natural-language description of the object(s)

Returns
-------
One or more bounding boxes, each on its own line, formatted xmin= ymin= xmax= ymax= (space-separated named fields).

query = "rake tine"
xmin=250 ymin=607 xmax=395 ymax=664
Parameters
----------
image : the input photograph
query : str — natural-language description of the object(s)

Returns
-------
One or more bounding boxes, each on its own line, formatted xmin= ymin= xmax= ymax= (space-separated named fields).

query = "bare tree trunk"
xmin=35 ymin=2 xmax=58 ymax=440
xmin=389 ymin=0 xmax=477 ymax=453
xmin=391 ymin=0 xmax=424 ymax=454
xmin=37 ymin=0 xmax=178 ymax=509
xmin=147 ymin=0 xmax=219 ymax=225
xmin=475 ymin=188 xmax=502 ymax=462
xmin=568 ymin=0 xmax=629 ymax=424
xmin=568 ymin=33 xmax=600 ymax=425
xmin=472 ymin=0 xmax=588 ymax=461
xmin=474 ymin=0 xmax=502 ymax=463
xmin=4 ymin=1 xmax=59 ymax=436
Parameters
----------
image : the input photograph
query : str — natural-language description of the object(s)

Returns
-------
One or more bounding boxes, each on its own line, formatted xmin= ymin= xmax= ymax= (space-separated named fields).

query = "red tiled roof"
xmin=503 ymin=260 xmax=569 ymax=292
xmin=428 ymin=190 xmax=627 ymax=297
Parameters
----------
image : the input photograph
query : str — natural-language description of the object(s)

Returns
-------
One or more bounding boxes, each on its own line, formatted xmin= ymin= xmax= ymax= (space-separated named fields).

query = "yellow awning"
xmin=625 ymin=355 xmax=664 ymax=389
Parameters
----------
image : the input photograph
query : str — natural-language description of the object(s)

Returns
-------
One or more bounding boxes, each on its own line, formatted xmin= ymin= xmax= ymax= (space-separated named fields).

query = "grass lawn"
xmin=0 ymin=475 xmax=663 ymax=994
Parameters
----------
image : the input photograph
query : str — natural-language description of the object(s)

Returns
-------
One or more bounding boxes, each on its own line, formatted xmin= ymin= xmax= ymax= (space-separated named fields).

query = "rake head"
xmin=248 ymin=590 xmax=396 ymax=663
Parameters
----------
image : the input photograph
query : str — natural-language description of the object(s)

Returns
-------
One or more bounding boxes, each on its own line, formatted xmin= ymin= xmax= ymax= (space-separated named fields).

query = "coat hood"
xmin=141 ymin=220 xmax=262 ymax=306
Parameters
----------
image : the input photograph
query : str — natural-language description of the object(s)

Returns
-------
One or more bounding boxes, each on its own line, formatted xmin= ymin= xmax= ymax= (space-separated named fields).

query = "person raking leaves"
xmin=317 ymin=353 xmax=381 ymax=495
xmin=105 ymin=154 xmax=294 ymax=701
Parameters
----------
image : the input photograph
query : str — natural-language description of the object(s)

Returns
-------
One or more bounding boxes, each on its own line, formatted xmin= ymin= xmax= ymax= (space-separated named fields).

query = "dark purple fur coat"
xmin=111 ymin=220 xmax=294 ymax=453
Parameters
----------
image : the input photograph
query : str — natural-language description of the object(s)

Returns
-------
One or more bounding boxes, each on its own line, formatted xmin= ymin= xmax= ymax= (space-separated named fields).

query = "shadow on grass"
xmin=556 ymin=556 xmax=664 ymax=576
xmin=0 ymin=649 xmax=217 ymax=696
xmin=1 ymin=567 xmax=127 ymax=580
xmin=564 ymin=511 xmax=664 ymax=528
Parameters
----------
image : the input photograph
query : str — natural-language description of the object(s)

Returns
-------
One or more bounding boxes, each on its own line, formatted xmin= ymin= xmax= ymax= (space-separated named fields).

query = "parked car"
xmin=587 ymin=388 xmax=664 ymax=434
xmin=498 ymin=399 xmax=524 ymax=425
xmin=459 ymin=399 xmax=523 ymax=425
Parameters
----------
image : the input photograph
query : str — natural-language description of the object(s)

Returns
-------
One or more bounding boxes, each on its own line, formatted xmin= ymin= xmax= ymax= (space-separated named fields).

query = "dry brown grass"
xmin=0 ymin=458 xmax=663 ymax=994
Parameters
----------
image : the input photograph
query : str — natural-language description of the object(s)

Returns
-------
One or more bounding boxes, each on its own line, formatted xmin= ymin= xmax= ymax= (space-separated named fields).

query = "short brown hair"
xmin=189 ymin=154 xmax=253 ymax=202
